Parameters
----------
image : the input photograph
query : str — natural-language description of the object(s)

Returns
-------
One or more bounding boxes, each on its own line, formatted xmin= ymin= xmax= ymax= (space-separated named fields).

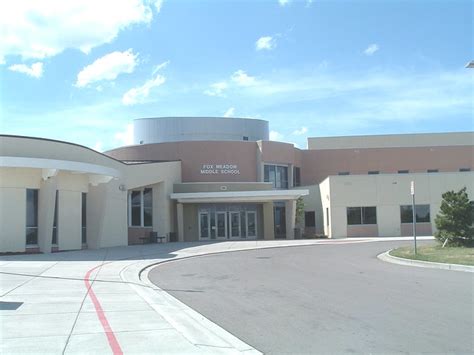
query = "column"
xmin=263 ymin=202 xmax=275 ymax=240
xmin=38 ymin=176 xmax=57 ymax=253
xmin=177 ymin=203 xmax=184 ymax=242
xmin=285 ymin=199 xmax=296 ymax=240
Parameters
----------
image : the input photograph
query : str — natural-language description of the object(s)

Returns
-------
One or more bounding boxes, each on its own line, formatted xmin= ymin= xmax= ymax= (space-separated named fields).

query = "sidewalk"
xmin=0 ymin=237 xmax=432 ymax=354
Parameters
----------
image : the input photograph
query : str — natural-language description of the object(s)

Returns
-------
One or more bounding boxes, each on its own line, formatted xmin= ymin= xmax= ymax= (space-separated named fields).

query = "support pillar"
xmin=285 ymin=199 xmax=296 ymax=240
xmin=177 ymin=203 xmax=184 ymax=242
xmin=38 ymin=176 xmax=57 ymax=253
xmin=263 ymin=202 xmax=275 ymax=240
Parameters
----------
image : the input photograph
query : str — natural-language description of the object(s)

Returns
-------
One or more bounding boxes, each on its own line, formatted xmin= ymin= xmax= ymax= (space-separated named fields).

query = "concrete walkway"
xmin=0 ymin=237 xmax=433 ymax=354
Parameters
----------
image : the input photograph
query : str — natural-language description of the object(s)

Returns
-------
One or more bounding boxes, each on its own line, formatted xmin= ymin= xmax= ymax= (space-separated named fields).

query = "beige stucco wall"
xmin=0 ymin=136 xmax=182 ymax=253
xmin=308 ymin=132 xmax=474 ymax=150
xmin=324 ymin=172 xmax=474 ymax=238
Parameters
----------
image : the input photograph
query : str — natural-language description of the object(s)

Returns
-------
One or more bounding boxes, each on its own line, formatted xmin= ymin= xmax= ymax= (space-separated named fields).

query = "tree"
xmin=295 ymin=197 xmax=305 ymax=226
xmin=434 ymin=187 xmax=474 ymax=247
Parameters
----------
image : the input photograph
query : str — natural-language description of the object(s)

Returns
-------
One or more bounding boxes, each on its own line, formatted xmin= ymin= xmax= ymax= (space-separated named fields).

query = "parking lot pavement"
xmin=0 ymin=237 xmax=436 ymax=354
xmin=149 ymin=240 xmax=473 ymax=354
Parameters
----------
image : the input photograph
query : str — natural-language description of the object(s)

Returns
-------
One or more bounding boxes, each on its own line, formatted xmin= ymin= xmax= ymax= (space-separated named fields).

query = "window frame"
xmin=304 ymin=211 xmax=316 ymax=227
xmin=26 ymin=189 xmax=39 ymax=245
xmin=128 ymin=188 xmax=153 ymax=227
xmin=400 ymin=204 xmax=431 ymax=223
xmin=346 ymin=206 xmax=377 ymax=225
xmin=264 ymin=164 xmax=289 ymax=189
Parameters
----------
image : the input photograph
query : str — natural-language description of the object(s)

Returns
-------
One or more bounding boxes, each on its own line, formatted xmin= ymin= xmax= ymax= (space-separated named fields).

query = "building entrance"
xmin=198 ymin=205 xmax=257 ymax=240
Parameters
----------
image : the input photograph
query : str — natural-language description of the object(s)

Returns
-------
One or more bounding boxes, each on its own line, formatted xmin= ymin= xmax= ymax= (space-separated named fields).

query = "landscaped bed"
xmin=390 ymin=245 xmax=474 ymax=266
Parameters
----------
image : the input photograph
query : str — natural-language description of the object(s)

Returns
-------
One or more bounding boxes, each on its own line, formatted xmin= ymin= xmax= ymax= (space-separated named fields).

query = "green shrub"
xmin=434 ymin=187 xmax=474 ymax=247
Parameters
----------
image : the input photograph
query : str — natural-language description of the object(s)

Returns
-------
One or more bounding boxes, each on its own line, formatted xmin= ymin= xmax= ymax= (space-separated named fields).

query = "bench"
xmin=140 ymin=232 xmax=166 ymax=244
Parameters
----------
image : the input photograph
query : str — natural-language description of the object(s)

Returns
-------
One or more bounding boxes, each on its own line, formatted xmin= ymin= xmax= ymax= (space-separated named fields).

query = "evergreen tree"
xmin=434 ymin=187 xmax=474 ymax=247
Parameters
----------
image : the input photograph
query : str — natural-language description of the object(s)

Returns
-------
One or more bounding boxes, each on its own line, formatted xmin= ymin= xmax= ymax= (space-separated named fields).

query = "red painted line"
xmin=84 ymin=265 xmax=123 ymax=355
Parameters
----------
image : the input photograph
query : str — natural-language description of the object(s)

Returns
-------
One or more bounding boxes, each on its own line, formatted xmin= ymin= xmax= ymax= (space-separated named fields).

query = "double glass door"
xmin=199 ymin=210 xmax=257 ymax=240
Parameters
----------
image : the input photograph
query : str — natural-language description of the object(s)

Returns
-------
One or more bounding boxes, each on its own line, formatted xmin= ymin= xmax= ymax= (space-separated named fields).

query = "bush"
xmin=434 ymin=187 xmax=474 ymax=247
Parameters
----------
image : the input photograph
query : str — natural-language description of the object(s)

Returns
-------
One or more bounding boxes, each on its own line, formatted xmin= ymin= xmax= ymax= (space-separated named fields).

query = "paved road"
xmin=149 ymin=240 xmax=473 ymax=354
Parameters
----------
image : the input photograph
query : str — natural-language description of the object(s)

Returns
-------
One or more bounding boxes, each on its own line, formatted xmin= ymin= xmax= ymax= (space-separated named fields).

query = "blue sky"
xmin=0 ymin=0 xmax=472 ymax=151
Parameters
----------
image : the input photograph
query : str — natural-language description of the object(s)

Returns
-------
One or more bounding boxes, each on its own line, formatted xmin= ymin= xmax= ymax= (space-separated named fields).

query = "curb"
xmin=377 ymin=249 xmax=474 ymax=273
xmin=119 ymin=256 xmax=262 ymax=354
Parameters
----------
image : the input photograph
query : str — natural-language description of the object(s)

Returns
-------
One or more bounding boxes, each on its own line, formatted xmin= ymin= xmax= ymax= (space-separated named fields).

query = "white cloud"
xmin=8 ymin=62 xmax=43 ymax=78
xmin=364 ymin=43 xmax=379 ymax=56
xmin=278 ymin=0 xmax=290 ymax=6
xmin=204 ymin=81 xmax=228 ymax=97
xmin=154 ymin=0 xmax=163 ymax=12
xmin=0 ymin=1 xmax=159 ymax=62
xmin=306 ymin=0 xmax=314 ymax=7
xmin=75 ymin=49 xmax=138 ymax=88
xmin=122 ymin=60 xmax=168 ymax=105
xmin=223 ymin=107 xmax=235 ymax=117
xmin=231 ymin=70 xmax=257 ymax=86
xmin=256 ymin=36 xmax=276 ymax=51
xmin=292 ymin=127 xmax=308 ymax=135
xmin=114 ymin=124 xmax=134 ymax=146
xmin=269 ymin=130 xmax=284 ymax=141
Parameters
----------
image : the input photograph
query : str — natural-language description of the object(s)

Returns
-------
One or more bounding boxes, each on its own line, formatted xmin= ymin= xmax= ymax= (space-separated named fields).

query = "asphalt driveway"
xmin=149 ymin=240 xmax=473 ymax=354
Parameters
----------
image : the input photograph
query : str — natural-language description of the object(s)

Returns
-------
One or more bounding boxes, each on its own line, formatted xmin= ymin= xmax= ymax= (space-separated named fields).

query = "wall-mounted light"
xmin=119 ymin=184 xmax=127 ymax=192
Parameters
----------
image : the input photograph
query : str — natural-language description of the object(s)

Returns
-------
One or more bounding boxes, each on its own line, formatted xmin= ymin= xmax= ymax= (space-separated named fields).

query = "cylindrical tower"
xmin=133 ymin=117 xmax=269 ymax=144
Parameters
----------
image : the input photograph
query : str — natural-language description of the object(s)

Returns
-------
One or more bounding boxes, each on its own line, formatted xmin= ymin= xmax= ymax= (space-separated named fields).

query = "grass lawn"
xmin=390 ymin=245 xmax=474 ymax=266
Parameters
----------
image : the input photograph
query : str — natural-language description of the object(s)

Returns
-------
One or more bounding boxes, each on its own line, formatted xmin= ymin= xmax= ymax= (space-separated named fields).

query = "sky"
xmin=0 ymin=0 xmax=472 ymax=151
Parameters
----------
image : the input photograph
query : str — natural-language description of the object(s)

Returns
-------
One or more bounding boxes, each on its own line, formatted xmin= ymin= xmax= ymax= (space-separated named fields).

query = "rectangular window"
xmin=264 ymin=164 xmax=288 ymax=189
xmin=143 ymin=188 xmax=153 ymax=227
xmin=131 ymin=191 xmax=142 ymax=226
xmin=400 ymin=205 xmax=431 ymax=223
xmin=326 ymin=208 xmax=329 ymax=226
xmin=338 ymin=172 xmax=350 ymax=176
xmin=362 ymin=207 xmax=377 ymax=224
xmin=398 ymin=170 xmax=409 ymax=174
xmin=368 ymin=171 xmax=379 ymax=175
xmin=26 ymin=189 xmax=39 ymax=245
xmin=347 ymin=206 xmax=377 ymax=225
xmin=293 ymin=167 xmax=301 ymax=187
xmin=304 ymin=211 xmax=315 ymax=227
xmin=427 ymin=169 xmax=438 ymax=173
xmin=52 ymin=191 xmax=58 ymax=245
xmin=129 ymin=189 xmax=153 ymax=227
xmin=82 ymin=193 xmax=87 ymax=244
xmin=459 ymin=168 xmax=470 ymax=172
xmin=243 ymin=136 xmax=249 ymax=141
xmin=347 ymin=207 xmax=362 ymax=225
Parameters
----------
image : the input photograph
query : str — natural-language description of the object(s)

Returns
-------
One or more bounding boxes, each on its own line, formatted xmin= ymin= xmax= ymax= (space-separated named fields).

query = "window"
xmin=326 ymin=208 xmax=329 ymax=226
xmin=243 ymin=136 xmax=249 ymax=141
xmin=304 ymin=211 xmax=315 ymax=227
xmin=368 ymin=171 xmax=379 ymax=175
xmin=82 ymin=193 xmax=87 ymax=244
xmin=129 ymin=188 xmax=153 ymax=227
xmin=346 ymin=207 xmax=377 ymax=225
xmin=338 ymin=172 xmax=350 ymax=176
xmin=264 ymin=164 xmax=288 ymax=189
xmin=26 ymin=189 xmax=38 ymax=245
xmin=52 ymin=191 xmax=58 ymax=245
xmin=400 ymin=204 xmax=431 ymax=223
xmin=398 ymin=170 xmax=409 ymax=174
xmin=460 ymin=168 xmax=470 ymax=172
xmin=470 ymin=201 xmax=474 ymax=223
xmin=427 ymin=169 xmax=438 ymax=173
xmin=293 ymin=167 xmax=301 ymax=187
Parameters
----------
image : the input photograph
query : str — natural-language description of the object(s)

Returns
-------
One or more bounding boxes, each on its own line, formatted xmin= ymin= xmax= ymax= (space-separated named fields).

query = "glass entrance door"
xmin=229 ymin=211 xmax=241 ymax=239
xmin=246 ymin=211 xmax=257 ymax=238
xmin=216 ymin=212 xmax=227 ymax=239
xmin=274 ymin=205 xmax=286 ymax=239
xmin=199 ymin=212 xmax=210 ymax=239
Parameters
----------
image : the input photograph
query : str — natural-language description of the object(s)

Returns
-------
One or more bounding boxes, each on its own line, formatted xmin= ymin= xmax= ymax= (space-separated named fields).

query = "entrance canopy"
xmin=170 ymin=189 xmax=309 ymax=203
